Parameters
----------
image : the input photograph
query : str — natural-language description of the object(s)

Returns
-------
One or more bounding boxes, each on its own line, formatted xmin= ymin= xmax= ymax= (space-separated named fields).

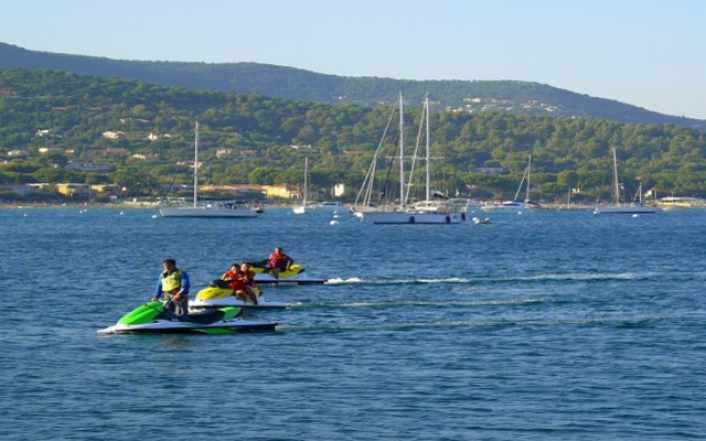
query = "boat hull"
xmin=593 ymin=206 xmax=659 ymax=214
xmin=317 ymin=202 xmax=344 ymax=211
xmin=364 ymin=212 xmax=466 ymax=225
xmin=100 ymin=319 xmax=277 ymax=334
xmin=159 ymin=207 xmax=259 ymax=218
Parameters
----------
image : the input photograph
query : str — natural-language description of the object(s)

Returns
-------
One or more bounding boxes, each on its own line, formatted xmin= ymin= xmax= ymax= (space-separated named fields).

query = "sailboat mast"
xmin=612 ymin=147 xmax=620 ymax=205
xmin=425 ymin=94 xmax=431 ymax=202
xmin=399 ymin=92 xmax=405 ymax=208
xmin=303 ymin=156 xmax=308 ymax=206
xmin=526 ymin=155 xmax=532 ymax=201
xmin=193 ymin=121 xmax=199 ymax=208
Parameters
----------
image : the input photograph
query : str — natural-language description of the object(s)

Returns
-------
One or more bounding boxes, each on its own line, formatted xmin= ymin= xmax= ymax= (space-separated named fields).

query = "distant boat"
xmin=317 ymin=201 xmax=344 ymax=211
xmin=656 ymin=196 xmax=706 ymax=210
xmin=481 ymin=156 xmax=541 ymax=212
xmin=350 ymin=101 xmax=396 ymax=217
xmin=292 ymin=157 xmax=309 ymax=215
xmin=363 ymin=94 xmax=467 ymax=225
xmin=159 ymin=122 xmax=260 ymax=219
xmin=593 ymin=148 xmax=658 ymax=215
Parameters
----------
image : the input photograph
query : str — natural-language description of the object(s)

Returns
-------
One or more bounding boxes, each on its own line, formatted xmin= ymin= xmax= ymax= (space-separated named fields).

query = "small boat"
xmin=472 ymin=217 xmax=491 ymax=224
xmin=481 ymin=156 xmax=541 ymax=212
xmin=190 ymin=285 xmax=289 ymax=310
xmin=245 ymin=260 xmax=328 ymax=285
xmin=317 ymin=201 xmax=344 ymax=211
xmin=99 ymin=301 xmax=276 ymax=334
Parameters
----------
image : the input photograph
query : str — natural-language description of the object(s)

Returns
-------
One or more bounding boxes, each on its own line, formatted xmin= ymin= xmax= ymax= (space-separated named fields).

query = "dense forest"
xmin=2 ymin=68 xmax=706 ymax=202
xmin=1 ymin=41 xmax=705 ymax=131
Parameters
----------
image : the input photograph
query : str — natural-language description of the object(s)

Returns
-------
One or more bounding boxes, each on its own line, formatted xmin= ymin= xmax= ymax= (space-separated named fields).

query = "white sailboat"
xmin=593 ymin=148 xmax=658 ymax=214
xmin=350 ymin=101 xmax=398 ymax=218
xmin=481 ymin=155 xmax=540 ymax=212
xmin=159 ymin=122 xmax=260 ymax=218
xmin=292 ymin=157 xmax=309 ymax=215
xmin=364 ymin=94 xmax=467 ymax=225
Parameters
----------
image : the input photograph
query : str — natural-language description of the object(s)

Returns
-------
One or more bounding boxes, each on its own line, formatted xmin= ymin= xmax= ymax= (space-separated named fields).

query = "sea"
xmin=2 ymin=206 xmax=705 ymax=441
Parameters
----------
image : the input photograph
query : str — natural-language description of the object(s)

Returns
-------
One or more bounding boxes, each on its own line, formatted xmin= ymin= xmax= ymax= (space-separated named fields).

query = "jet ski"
xmin=245 ymin=260 xmax=327 ymax=285
xmin=189 ymin=284 xmax=289 ymax=311
xmin=99 ymin=301 xmax=277 ymax=334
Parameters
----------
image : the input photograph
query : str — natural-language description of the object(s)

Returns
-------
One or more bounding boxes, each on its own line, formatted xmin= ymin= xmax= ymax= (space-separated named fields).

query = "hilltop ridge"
xmin=1 ymin=41 xmax=703 ymax=131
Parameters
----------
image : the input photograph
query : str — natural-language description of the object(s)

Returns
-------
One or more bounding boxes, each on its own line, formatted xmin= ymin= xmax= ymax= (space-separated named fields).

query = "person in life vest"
xmin=221 ymin=263 xmax=258 ymax=305
xmin=239 ymin=262 xmax=261 ymax=303
xmin=152 ymin=258 xmax=190 ymax=316
xmin=267 ymin=247 xmax=294 ymax=280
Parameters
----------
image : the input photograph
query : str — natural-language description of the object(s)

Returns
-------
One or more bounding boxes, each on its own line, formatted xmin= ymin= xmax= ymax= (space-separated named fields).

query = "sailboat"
xmin=292 ymin=157 xmax=309 ymax=215
xmin=350 ymin=101 xmax=399 ymax=218
xmin=593 ymin=148 xmax=658 ymax=214
xmin=363 ymin=94 xmax=467 ymax=225
xmin=481 ymin=156 xmax=540 ymax=212
xmin=159 ymin=122 xmax=260 ymax=218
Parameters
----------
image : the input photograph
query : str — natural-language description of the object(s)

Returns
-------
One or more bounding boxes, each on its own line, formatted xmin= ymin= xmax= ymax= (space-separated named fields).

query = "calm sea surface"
xmin=2 ymin=206 xmax=706 ymax=440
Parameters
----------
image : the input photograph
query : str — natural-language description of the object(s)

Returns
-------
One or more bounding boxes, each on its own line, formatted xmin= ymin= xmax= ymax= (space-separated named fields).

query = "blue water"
xmin=2 ymin=207 xmax=706 ymax=440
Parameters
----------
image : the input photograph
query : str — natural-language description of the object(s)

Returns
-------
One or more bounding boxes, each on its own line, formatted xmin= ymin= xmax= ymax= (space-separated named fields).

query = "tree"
xmin=36 ymin=153 xmax=69 ymax=168
xmin=247 ymin=167 xmax=279 ymax=185
xmin=110 ymin=169 xmax=159 ymax=196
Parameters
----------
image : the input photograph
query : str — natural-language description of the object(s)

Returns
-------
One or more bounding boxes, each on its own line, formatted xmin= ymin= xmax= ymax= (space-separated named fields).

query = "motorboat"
xmin=98 ymin=301 xmax=276 ymax=334
xmin=190 ymin=284 xmax=289 ymax=310
xmin=317 ymin=201 xmax=344 ymax=211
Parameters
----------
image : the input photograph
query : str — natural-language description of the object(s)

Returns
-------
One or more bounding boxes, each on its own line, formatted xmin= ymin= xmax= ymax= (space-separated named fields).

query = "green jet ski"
xmin=99 ymin=301 xmax=277 ymax=334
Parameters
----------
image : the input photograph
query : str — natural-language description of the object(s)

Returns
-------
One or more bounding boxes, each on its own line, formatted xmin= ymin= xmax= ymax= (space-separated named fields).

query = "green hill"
xmin=2 ymin=68 xmax=706 ymax=201
xmin=1 ymin=41 xmax=703 ymax=131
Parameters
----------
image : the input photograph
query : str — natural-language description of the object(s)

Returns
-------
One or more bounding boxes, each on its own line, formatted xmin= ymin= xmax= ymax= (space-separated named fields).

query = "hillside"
xmin=3 ymin=68 xmax=706 ymax=201
xmin=1 ymin=41 xmax=704 ymax=131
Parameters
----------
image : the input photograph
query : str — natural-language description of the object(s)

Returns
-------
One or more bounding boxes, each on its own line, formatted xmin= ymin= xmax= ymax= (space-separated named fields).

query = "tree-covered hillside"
xmin=1 ymin=41 xmax=704 ymax=131
xmin=2 ymin=68 xmax=706 ymax=201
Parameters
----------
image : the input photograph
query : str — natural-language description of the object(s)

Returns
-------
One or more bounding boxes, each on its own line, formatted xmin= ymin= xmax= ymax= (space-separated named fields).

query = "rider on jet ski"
xmin=152 ymin=258 xmax=190 ymax=316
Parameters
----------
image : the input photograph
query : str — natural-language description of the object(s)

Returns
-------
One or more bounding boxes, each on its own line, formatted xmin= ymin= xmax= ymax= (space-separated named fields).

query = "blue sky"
xmin=2 ymin=0 xmax=705 ymax=119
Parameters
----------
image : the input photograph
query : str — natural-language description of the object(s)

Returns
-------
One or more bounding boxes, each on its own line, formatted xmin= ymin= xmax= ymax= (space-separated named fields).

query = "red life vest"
xmin=270 ymin=253 xmax=289 ymax=270
xmin=225 ymin=270 xmax=246 ymax=291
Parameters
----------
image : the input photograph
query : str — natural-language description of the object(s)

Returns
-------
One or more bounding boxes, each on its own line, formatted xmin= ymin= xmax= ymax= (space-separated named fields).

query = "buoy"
xmin=151 ymin=214 xmax=158 ymax=219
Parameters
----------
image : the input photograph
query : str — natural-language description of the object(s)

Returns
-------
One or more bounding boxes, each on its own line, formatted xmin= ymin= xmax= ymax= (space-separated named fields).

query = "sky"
xmin=2 ymin=0 xmax=705 ymax=119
